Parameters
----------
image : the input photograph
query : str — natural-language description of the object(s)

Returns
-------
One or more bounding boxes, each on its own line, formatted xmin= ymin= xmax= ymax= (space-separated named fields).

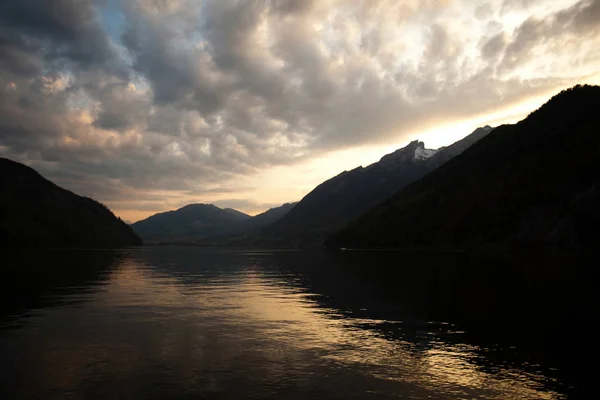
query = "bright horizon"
xmin=1 ymin=0 xmax=599 ymax=223
xmin=123 ymin=79 xmax=600 ymax=223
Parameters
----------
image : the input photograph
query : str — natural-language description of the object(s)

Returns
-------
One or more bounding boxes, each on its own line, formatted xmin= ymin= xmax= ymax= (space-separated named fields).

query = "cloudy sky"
xmin=1 ymin=0 xmax=599 ymax=222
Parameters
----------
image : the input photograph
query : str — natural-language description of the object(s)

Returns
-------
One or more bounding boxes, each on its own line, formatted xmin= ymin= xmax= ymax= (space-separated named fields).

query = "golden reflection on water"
xmin=87 ymin=257 xmax=563 ymax=400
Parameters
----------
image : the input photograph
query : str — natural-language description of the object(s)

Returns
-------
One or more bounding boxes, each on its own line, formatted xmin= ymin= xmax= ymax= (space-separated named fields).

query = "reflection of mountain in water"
xmin=1 ymin=248 xmax=592 ymax=398
xmin=131 ymin=248 xmax=594 ymax=397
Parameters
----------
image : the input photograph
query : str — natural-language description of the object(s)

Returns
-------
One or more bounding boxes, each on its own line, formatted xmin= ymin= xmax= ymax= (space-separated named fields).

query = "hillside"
xmin=0 ymin=158 xmax=141 ymax=248
xmin=132 ymin=202 xmax=298 ymax=244
xmin=252 ymin=126 xmax=492 ymax=247
xmin=234 ymin=202 xmax=297 ymax=233
xmin=327 ymin=85 xmax=600 ymax=249
xmin=131 ymin=204 xmax=250 ymax=243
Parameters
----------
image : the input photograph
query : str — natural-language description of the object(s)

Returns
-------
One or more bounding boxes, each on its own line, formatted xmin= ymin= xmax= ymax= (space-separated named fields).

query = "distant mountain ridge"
xmin=327 ymin=85 xmax=600 ymax=249
xmin=131 ymin=203 xmax=250 ymax=243
xmin=233 ymin=202 xmax=297 ymax=233
xmin=0 ymin=158 xmax=141 ymax=247
xmin=249 ymin=125 xmax=493 ymax=247
xmin=223 ymin=208 xmax=252 ymax=220
xmin=131 ymin=202 xmax=298 ymax=244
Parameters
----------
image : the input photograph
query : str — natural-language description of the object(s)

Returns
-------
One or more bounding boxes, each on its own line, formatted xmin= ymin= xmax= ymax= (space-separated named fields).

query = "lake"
xmin=0 ymin=248 xmax=594 ymax=399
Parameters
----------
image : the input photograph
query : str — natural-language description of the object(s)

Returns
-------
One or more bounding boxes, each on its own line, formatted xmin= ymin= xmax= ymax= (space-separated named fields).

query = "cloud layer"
xmin=1 ymin=0 xmax=599 ymax=219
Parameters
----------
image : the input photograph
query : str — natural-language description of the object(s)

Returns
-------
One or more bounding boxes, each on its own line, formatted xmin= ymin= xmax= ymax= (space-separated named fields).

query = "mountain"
xmin=234 ymin=202 xmax=297 ymax=233
xmin=131 ymin=204 xmax=250 ymax=243
xmin=0 ymin=158 xmax=141 ymax=248
xmin=251 ymin=126 xmax=493 ymax=247
xmin=212 ymin=202 xmax=298 ymax=244
xmin=132 ymin=202 xmax=298 ymax=244
xmin=327 ymin=85 xmax=600 ymax=249
xmin=223 ymin=208 xmax=252 ymax=220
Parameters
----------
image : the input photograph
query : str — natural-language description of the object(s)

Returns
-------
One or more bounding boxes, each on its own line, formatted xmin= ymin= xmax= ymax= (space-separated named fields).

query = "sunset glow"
xmin=1 ymin=0 xmax=598 ymax=221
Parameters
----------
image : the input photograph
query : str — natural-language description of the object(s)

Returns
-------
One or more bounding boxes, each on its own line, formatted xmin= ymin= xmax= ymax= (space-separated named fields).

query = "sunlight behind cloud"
xmin=0 ymin=0 xmax=598 ymax=219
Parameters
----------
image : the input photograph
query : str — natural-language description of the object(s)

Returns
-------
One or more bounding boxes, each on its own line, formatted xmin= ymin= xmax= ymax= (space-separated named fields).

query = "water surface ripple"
xmin=1 ymin=248 xmax=589 ymax=399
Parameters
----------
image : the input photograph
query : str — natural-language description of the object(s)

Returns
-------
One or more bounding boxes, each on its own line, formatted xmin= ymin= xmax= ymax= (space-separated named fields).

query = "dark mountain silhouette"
xmin=210 ymin=202 xmax=298 ymax=245
xmin=132 ymin=204 xmax=250 ymax=243
xmin=327 ymin=85 xmax=600 ymax=249
xmin=223 ymin=208 xmax=252 ymax=220
xmin=0 ymin=158 xmax=141 ymax=248
xmin=131 ymin=202 xmax=298 ymax=244
xmin=234 ymin=202 xmax=297 ymax=233
xmin=250 ymin=126 xmax=492 ymax=247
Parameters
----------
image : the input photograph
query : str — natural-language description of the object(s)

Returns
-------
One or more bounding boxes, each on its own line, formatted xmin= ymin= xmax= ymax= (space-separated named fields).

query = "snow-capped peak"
xmin=414 ymin=146 xmax=437 ymax=161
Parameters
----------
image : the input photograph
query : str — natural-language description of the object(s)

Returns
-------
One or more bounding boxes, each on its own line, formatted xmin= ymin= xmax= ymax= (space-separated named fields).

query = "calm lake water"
xmin=0 ymin=248 xmax=594 ymax=399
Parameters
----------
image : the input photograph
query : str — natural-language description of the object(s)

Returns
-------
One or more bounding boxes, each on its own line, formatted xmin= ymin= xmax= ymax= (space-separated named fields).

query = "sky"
xmin=1 ymin=0 xmax=599 ymax=222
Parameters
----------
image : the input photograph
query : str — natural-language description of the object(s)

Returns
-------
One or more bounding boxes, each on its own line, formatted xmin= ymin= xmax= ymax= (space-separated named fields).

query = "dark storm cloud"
xmin=0 ymin=0 xmax=116 ymax=73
